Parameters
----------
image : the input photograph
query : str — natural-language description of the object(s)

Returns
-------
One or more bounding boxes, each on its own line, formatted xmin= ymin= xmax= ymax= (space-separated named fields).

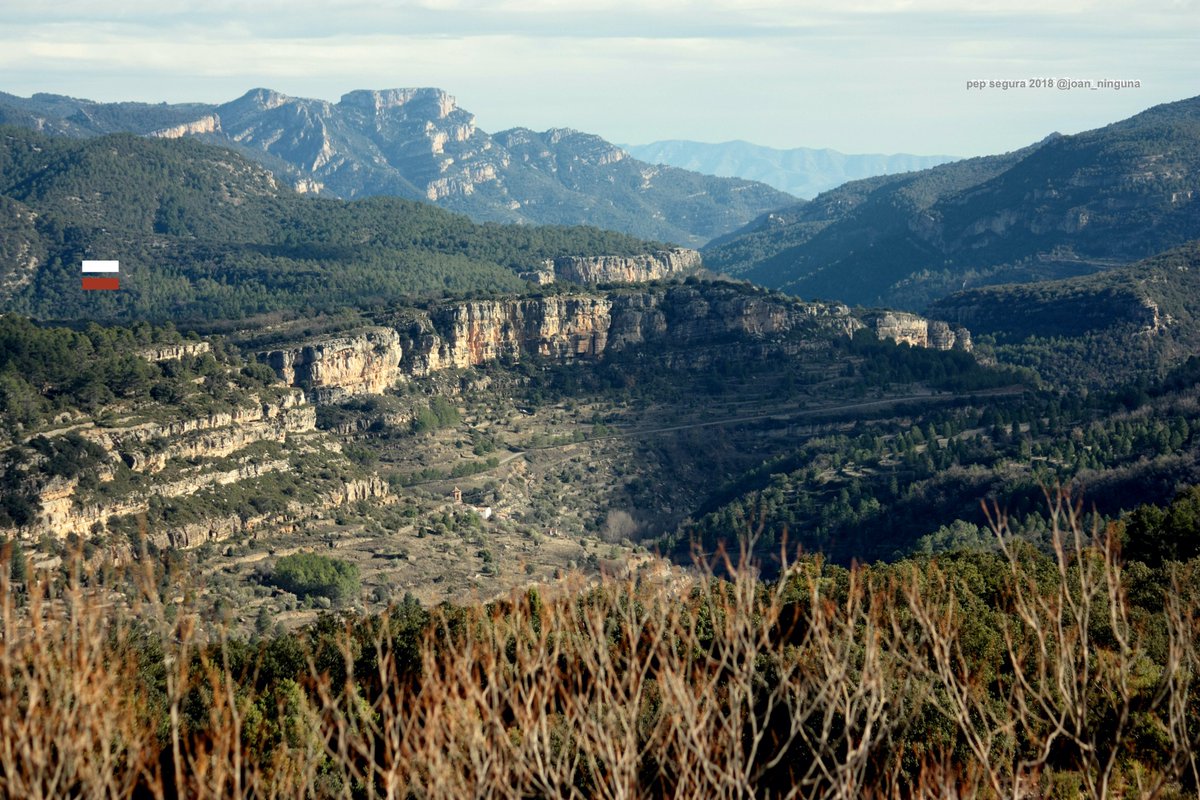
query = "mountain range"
xmin=704 ymin=96 xmax=1200 ymax=310
xmin=926 ymin=240 xmax=1200 ymax=386
xmin=622 ymin=139 xmax=957 ymax=199
xmin=0 ymin=126 xmax=680 ymax=323
xmin=0 ymin=88 xmax=795 ymax=247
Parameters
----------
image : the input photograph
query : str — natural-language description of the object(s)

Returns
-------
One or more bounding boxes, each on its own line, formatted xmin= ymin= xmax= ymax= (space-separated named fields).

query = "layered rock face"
xmin=547 ymin=248 xmax=702 ymax=284
xmin=293 ymin=178 xmax=324 ymax=194
xmin=35 ymin=458 xmax=287 ymax=544
xmin=27 ymin=456 xmax=387 ymax=551
xmin=135 ymin=341 xmax=212 ymax=362
xmin=265 ymin=287 xmax=855 ymax=392
xmin=339 ymin=88 xmax=462 ymax=123
xmin=88 ymin=390 xmax=314 ymax=472
xmin=149 ymin=114 xmax=221 ymax=139
xmin=263 ymin=285 xmax=967 ymax=398
xmin=404 ymin=297 xmax=615 ymax=375
xmin=4 ymin=391 xmax=328 ymax=543
xmin=870 ymin=312 xmax=928 ymax=347
xmin=153 ymin=477 xmax=391 ymax=550
xmin=870 ymin=312 xmax=972 ymax=352
xmin=400 ymin=286 xmax=868 ymax=378
xmin=928 ymin=321 xmax=972 ymax=352
xmin=261 ymin=327 xmax=404 ymax=401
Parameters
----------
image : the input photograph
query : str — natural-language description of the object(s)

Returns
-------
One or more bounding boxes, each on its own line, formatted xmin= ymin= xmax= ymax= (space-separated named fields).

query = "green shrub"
xmin=268 ymin=552 xmax=361 ymax=605
xmin=412 ymin=397 xmax=461 ymax=434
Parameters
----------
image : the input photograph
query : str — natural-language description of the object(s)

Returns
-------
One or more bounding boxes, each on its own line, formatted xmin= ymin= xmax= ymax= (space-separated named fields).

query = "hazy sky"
xmin=1 ymin=1 xmax=1196 ymax=157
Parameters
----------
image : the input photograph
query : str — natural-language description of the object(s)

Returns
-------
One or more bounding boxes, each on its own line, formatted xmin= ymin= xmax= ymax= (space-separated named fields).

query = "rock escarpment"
xmin=419 ymin=296 xmax=615 ymax=373
xmin=150 ymin=477 xmax=391 ymax=551
xmin=394 ymin=287 xmax=864 ymax=378
xmin=263 ymin=298 xmax=619 ymax=384
xmin=262 ymin=285 xmax=970 ymax=399
xmin=545 ymin=248 xmax=702 ymax=285
xmin=0 ymin=388 xmax=387 ymax=548
xmin=928 ymin=321 xmax=972 ymax=352
xmin=135 ymin=341 xmax=212 ymax=362
xmin=149 ymin=114 xmax=222 ymax=139
xmin=869 ymin=312 xmax=972 ymax=351
xmin=261 ymin=327 xmax=404 ymax=401
xmin=34 ymin=458 xmax=287 ymax=544
xmin=87 ymin=390 xmax=315 ymax=472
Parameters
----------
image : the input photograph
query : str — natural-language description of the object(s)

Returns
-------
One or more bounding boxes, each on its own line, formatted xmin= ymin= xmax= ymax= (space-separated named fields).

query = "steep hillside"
xmin=705 ymin=96 xmax=1200 ymax=309
xmin=0 ymin=126 xmax=692 ymax=323
xmin=0 ymin=316 xmax=384 ymax=550
xmin=0 ymin=89 xmax=796 ymax=246
xmin=1 ymin=282 xmax=1001 ymax=608
xmin=702 ymin=139 xmax=1049 ymax=285
xmin=929 ymin=240 xmax=1200 ymax=386
xmin=252 ymin=281 xmax=969 ymax=400
xmin=623 ymin=139 xmax=957 ymax=199
xmin=14 ymin=268 xmax=1200 ymax=604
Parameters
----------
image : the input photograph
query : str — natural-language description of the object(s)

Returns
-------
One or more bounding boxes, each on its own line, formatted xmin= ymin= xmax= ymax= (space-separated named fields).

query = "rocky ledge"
xmin=867 ymin=312 xmax=973 ymax=352
xmin=533 ymin=248 xmax=702 ymax=285
xmin=262 ymin=283 xmax=969 ymax=399
xmin=0 ymin=390 xmax=361 ymax=545
xmin=261 ymin=327 xmax=404 ymax=402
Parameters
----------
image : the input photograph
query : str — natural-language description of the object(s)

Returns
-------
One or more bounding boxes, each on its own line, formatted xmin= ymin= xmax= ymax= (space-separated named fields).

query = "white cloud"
xmin=0 ymin=1 xmax=1195 ymax=154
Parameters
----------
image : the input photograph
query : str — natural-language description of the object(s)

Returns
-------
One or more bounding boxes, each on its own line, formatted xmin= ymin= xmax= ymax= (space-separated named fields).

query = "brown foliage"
xmin=2 ymin=493 xmax=1200 ymax=798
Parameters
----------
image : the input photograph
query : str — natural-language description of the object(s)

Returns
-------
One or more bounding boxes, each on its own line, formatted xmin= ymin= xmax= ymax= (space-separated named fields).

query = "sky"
xmin=1 ymin=1 xmax=1197 ymax=158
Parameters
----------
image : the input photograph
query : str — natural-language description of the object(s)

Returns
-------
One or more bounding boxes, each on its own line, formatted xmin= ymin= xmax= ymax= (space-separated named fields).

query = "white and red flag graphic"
xmin=82 ymin=260 xmax=119 ymax=290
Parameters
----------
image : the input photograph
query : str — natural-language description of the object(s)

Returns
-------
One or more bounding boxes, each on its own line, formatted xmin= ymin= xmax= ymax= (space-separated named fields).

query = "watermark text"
xmin=965 ymin=78 xmax=1141 ymax=91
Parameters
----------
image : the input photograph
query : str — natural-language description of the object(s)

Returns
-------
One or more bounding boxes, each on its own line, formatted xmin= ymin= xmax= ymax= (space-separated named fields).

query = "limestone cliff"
xmin=929 ymin=321 xmax=973 ymax=352
xmin=89 ymin=391 xmax=315 ymax=472
xmin=869 ymin=312 xmax=972 ymax=352
xmin=546 ymin=248 xmax=702 ymax=285
xmin=293 ymin=177 xmax=325 ymax=194
xmin=339 ymin=88 xmax=463 ymax=124
xmin=135 ymin=341 xmax=212 ymax=362
xmin=394 ymin=297 xmax=614 ymax=376
xmin=150 ymin=114 xmax=222 ymax=139
xmin=261 ymin=327 xmax=404 ymax=401
xmin=262 ymin=285 xmax=966 ymax=397
xmin=151 ymin=477 xmax=391 ymax=550
xmin=34 ymin=459 xmax=287 ymax=541
xmin=870 ymin=312 xmax=927 ymax=348
xmin=425 ymin=165 xmax=500 ymax=201
xmin=5 ymin=391 xmax=321 ymax=541
xmin=518 ymin=267 xmax=556 ymax=285
xmin=398 ymin=285 xmax=866 ymax=378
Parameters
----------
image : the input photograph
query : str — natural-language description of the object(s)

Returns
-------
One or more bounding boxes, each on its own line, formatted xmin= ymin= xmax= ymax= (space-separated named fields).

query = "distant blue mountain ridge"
xmin=621 ymin=139 xmax=958 ymax=199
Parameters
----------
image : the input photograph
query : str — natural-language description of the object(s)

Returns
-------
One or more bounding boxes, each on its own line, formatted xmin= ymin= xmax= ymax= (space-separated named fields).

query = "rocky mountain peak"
xmin=0 ymin=86 xmax=795 ymax=245
xmin=339 ymin=88 xmax=458 ymax=119
xmin=233 ymin=88 xmax=291 ymax=112
xmin=545 ymin=128 xmax=580 ymax=145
